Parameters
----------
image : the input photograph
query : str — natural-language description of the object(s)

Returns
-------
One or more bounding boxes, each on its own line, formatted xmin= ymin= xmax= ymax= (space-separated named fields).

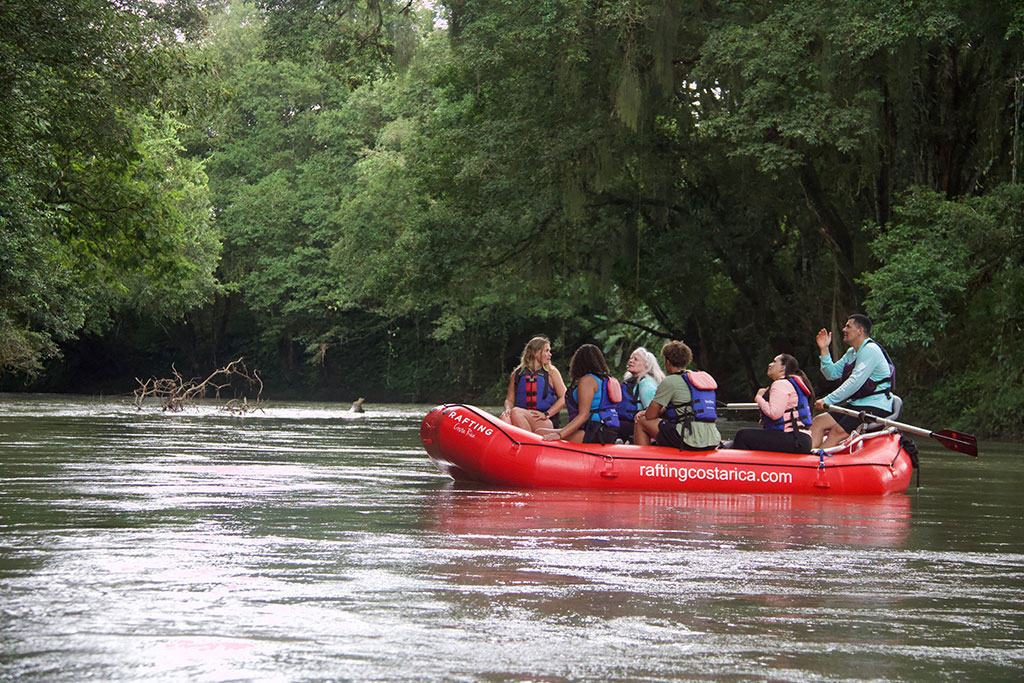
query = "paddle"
xmin=824 ymin=405 xmax=978 ymax=457
xmin=720 ymin=402 xmax=978 ymax=457
xmin=721 ymin=402 xmax=758 ymax=411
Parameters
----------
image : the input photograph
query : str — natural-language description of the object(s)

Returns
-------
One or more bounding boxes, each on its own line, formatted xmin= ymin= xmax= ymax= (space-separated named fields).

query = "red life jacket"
xmin=514 ymin=368 xmax=556 ymax=412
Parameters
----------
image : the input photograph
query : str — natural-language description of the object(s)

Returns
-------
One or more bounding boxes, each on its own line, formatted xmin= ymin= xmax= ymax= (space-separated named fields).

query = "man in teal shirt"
xmin=811 ymin=314 xmax=895 ymax=448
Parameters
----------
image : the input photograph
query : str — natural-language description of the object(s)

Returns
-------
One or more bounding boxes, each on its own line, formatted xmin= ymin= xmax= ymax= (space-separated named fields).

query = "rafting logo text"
xmin=447 ymin=412 xmax=494 ymax=438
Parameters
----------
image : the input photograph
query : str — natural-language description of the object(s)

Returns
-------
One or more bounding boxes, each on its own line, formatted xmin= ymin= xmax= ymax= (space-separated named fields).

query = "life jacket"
xmin=761 ymin=376 xmax=813 ymax=432
xmin=664 ymin=371 xmax=718 ymax=426
xmin=614 ymin=376 xmax=641 ymax=424
xmin=566 ymin=374 xmax=621 ymax=430
xmin=840 ymin=339 xmax=895 ymax=401
xmin=513 ymin=367 xmax=556 ymax=412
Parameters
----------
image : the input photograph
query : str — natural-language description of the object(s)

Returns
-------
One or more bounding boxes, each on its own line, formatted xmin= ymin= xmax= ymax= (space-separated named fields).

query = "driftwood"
xmin=134 ymin=357 xmax=264 ymax=413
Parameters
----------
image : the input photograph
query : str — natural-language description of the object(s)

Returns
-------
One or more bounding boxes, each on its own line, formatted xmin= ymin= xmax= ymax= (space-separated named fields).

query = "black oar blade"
xmin=933 ymin=429 xmax=979 ymax=457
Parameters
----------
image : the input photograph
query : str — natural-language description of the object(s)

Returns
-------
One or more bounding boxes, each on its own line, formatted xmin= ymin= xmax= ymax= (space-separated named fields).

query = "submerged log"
xmin=134 ymin=357 xmax=264 ymax=413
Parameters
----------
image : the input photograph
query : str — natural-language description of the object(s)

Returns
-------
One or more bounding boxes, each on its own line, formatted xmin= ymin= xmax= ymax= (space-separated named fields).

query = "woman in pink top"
xmin=731 ymin=354 xmax=815 ymax=453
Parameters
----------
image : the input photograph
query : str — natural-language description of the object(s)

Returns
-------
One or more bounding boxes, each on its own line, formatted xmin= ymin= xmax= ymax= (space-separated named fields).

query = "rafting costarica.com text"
xmin=639 ymin=464 xmax=793 ymax=484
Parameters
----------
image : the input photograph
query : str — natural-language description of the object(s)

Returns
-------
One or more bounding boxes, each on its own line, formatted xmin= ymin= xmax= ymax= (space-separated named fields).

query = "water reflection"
xmin=2 ymin=395 xmax=1022 ymax=681
xmin=427 ymin=487 xmax=912 ymax=548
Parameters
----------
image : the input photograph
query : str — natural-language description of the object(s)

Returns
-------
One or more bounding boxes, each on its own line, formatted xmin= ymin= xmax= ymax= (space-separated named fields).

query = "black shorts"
xmin=654 ymin=419 xmax=708 ymax=451
xmin=731 ymin=428 xmax=811 ymax=454
xmin=616 ymin=417 xmax=635 ymax=443
xmin=583 ymin=421 xmax=618 ymax=445
xmin=829 ymin=406 xmax=890 ymax=433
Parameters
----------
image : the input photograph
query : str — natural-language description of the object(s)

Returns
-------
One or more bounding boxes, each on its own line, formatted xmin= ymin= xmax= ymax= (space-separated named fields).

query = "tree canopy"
xmin=3 ymin=0 xmax=1022 ymax=437
xmin=1 ymin=0 xmax=219 ymax=374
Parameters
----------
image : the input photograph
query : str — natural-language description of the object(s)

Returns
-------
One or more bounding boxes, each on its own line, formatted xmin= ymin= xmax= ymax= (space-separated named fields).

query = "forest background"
xmin=2 ymin=0 xmax=1022 ymax=438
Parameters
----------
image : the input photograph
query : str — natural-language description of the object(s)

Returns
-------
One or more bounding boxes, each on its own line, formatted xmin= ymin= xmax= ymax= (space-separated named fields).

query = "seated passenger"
xmin=730 ymin=354 xmax=814 ymax=454
xmin=811 ymin=314 xmax=896 ymax=448
xmin=635 ymin=341 xmax=721 ymax=450
xmin=541 ymin=344 xmax=621 ymax=444
xmin=615 ymin=347 xmax=664 ymax=443
xmin=500 ymin=335 xmax=566 ymax=433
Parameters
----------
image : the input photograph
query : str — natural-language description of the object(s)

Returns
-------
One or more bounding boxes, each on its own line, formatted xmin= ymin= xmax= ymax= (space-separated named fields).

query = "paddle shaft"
xmin=824 ymin=405 xmax=977 ymax=457
xmin=723 ymin=401 xmax=977 ymax=456
xmin=822 ymin=404 xmax=928 ymax=436
xmin=723 ymin=402 xmax=759 ymax=411
xmin=727 ymin=399 xmax=943 ymax=439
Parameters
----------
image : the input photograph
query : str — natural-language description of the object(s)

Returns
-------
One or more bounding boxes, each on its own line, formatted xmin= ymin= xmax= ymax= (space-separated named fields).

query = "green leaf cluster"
xmin=865 ymin=184 xmax=1024 ymax=436
xmin=1 ymin=0 xmax=221 ymax=376
xmin=8 ymin=0 xmax=1024 ymax=436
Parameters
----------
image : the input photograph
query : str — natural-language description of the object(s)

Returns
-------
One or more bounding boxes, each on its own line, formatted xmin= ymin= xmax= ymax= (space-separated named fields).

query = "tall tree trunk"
xmin=876 ymin=77 xmax=895 ymax=227
xmin=798 ymin=163 xmax=860 ymax=313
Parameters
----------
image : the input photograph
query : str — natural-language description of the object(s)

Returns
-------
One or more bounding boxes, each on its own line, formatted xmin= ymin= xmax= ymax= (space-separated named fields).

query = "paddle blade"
xmin=933 ymin=429 xmax=978 ymax=457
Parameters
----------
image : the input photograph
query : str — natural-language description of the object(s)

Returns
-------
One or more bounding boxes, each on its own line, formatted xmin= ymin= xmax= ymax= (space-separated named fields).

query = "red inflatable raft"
xmin=421 ymin=404 xmax=915 ymax=495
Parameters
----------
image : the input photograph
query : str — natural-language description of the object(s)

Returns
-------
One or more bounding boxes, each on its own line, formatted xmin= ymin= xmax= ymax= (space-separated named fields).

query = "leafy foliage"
xmin=865 ymin=184 xmax=1024 ymax=436
xmin=7 ymin=0 xmax=1024 ymax=437
xmin=0 ymin=0 xmax=220 ymax=375
xmin=862 ymin=188 xmax=975 ymax=347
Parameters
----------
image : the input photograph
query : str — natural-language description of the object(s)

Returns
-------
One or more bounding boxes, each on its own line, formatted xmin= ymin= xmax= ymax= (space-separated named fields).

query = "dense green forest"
xmin=2 ymin=0 xmax=1022 ymax=437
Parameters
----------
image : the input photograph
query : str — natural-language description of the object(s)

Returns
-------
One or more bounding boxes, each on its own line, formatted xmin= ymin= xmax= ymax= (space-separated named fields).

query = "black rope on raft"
xmin=900 ymin=435 xmax=920 ymax=489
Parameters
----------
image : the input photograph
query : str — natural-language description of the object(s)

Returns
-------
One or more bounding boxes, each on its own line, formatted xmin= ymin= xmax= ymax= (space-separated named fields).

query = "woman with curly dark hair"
xmin=541 ymin=344 xmax=621 ymax=444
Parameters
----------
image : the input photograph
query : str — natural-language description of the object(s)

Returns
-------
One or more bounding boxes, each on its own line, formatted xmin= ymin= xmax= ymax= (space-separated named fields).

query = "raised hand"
xmin=815 ymin=328 xmax=832 ymax=354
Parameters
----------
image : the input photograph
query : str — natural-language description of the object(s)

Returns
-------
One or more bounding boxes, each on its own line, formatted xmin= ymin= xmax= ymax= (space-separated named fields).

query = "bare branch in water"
xmin=134 ymin=358 xmax=264 ymax=413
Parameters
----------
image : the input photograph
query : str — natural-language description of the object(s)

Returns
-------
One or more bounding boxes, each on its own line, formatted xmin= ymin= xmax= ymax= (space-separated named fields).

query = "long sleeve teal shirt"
xmin=820 ymin=338 xmax=894 ymax=411
xmin=637 ymin=376 xmax=658 ymax=409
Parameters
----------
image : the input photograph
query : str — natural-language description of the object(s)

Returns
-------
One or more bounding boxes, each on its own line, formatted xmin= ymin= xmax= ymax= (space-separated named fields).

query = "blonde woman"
xmin=500 ymin=336 xmax=566 ymax=433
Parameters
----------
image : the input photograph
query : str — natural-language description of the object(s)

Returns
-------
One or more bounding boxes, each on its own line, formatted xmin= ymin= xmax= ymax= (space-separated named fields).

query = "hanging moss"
xmin=650 ymin=2 xmax=678 ymax=96
xmin=614 ymin=49 xmax=642 ymax=131
xmin=562 ymin=169 xmax=586 ymax=222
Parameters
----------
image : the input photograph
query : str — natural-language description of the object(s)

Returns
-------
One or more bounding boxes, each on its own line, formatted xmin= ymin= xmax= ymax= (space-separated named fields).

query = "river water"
xmin=1 ymin=394 xmax=1022 ymax=681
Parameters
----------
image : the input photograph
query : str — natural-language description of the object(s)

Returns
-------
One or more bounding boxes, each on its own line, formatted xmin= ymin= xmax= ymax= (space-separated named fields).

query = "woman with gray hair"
xmin=615 ymin=347 xmax=665 ymax=442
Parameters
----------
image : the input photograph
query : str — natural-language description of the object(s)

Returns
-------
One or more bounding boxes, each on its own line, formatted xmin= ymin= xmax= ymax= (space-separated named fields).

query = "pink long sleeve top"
xmin=755 ymin=378 xmax=810 ymax=434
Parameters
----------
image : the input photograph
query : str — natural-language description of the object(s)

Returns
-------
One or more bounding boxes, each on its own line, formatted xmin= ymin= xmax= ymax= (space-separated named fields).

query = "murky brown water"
xmin=1 ymin=394 xmax=1022 ymax=681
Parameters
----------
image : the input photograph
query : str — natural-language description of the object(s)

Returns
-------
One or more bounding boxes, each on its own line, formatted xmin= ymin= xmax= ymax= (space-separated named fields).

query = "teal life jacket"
xmin=566 ymin=374 xmax=620 ymax=430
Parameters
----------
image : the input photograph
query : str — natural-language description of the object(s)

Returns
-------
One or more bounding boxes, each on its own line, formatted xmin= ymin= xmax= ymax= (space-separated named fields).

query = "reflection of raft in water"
xmin=420 ymin=404 xmax=915 ymax=495
xmin=427 ymin=488 xmax=912 ymax=547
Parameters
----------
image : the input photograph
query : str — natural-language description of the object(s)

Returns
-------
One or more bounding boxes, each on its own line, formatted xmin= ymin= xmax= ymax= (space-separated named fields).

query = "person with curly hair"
xmin=635 ymin=340 xmax=721 ymax=450
xmin=541 ymin=343 xmax=621 ymax=444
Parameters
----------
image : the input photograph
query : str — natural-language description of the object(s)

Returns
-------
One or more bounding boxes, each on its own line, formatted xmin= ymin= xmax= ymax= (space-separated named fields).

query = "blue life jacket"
xmin=761 ymin=377 xmax=813 ymax=432
xmin=614 ymin=376 xmax=641 ymax=424
xmin=840 ymin=339 xmax=896 ymax=401
xmin=566 ymin=374 xmax=620 ymax=429
xmin=664 ymin=371 xmax=718 ymax=425
xmin=514 ymin=368 xmax=556 ymax=412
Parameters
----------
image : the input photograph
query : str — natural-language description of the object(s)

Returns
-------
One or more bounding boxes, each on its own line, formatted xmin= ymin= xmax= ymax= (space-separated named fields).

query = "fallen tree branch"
xmin=134 ymin=357 xmax=264 ymax=413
